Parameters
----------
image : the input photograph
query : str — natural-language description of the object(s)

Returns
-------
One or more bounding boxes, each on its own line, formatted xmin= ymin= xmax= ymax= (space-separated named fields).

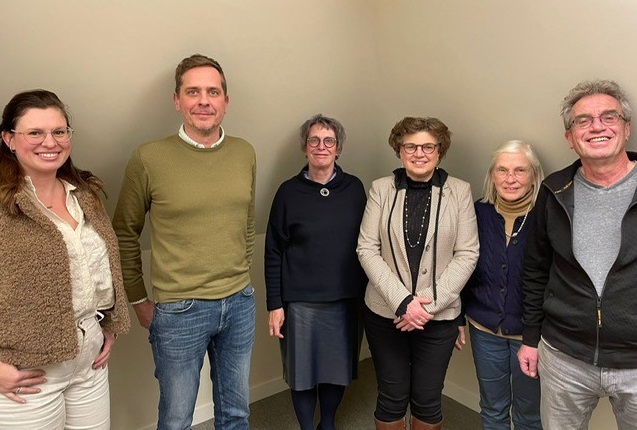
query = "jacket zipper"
xmin=592 ymin=200 xmax=637 ymax=365
xmin=548 ymin=174 xmax=637 ymax=367
xmin=594 ymin=297 xmax=602 ymax=366
xmin=551 ymin=184 xmax=601 ymax=363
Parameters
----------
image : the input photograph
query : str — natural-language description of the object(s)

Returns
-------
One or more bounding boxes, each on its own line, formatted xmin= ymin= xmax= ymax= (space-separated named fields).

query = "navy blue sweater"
xmin=463 ymin=201 xmax=532 ymax=335
xmin=264 ymin=165 xmax=368 ymax=310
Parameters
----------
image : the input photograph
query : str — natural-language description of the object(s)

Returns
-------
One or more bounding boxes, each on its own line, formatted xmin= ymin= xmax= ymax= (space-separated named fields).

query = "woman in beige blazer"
xmin=357 ymin=116 xmax=478 ymax=430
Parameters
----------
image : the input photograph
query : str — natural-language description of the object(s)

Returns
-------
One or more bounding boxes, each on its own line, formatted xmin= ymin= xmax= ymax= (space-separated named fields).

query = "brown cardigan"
xmin=0 ymin=186 xmax=130 ymax=367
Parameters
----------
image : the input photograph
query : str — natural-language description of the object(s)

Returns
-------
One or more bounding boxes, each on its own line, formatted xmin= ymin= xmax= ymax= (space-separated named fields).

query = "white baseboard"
xmin=139 ymin=400 xmax=217 ymax=430
xmin=187 ymin=378 xmax=290 ymax=427
xmin=189 ymin=351 xmax=373 ymax=427
xmin=143 ymin=352 xmax=381 ymax=429
xmin=250 ymin=377 xmax=290 ymax=403
xmin=192 ymin=401 xmax=215 ymax=427
xmin=442 ymin=380 xmax=480 ymax=413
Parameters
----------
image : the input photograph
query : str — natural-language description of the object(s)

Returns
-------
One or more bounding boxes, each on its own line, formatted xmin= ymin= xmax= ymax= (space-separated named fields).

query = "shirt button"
xmin=425 ymin=245 xmax=430 ymax=252
xmin=421 ymin=268 xmax=428 ymax=274
xmin=501 ymin=263 xmax=507 ymax=270
xmin=512 ymin=239 xmax=518 ymax=245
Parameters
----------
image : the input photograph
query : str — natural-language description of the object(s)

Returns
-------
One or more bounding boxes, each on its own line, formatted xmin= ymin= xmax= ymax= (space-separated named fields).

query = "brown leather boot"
xmin=374 ymin=417 xmax=406 ymax=429
xmin=410 ymin=415 xmax=443 ymax=430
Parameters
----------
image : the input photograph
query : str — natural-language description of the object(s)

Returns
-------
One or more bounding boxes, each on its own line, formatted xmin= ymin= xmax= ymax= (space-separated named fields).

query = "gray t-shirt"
xmin=573 ymin=164 xmax=637 ymax=297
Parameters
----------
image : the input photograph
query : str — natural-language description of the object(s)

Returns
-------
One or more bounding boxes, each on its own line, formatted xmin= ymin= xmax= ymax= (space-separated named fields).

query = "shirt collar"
xmin=24 ymin=176 xmax=76 ymax=193
xmin=178 ymin=125 xmax=225 ymax=149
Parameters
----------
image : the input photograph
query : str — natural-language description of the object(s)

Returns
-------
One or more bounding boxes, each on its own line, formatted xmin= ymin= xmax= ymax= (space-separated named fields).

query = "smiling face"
xmin=173 ymin=66 xmax=229 ymax=142
xmin=305 ymin=124 xmax=338 ymax=171
xmin=399 ymin=131 xmax=440 ymax=181
xmin=565 ymin=93 xmax=631 ymax=165
xmin=492 ymin=152 xmax=533 ymax=202
xmin=2 ymin=107 xmax=71 ymax=180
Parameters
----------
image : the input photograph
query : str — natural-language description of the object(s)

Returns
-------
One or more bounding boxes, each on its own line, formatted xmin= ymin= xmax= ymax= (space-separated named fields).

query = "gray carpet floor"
xmin=194 ymin=358 xmax=481 ymax=429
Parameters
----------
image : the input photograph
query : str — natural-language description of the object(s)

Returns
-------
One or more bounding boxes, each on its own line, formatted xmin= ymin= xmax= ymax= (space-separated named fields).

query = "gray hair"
xmin=299 ymin=114 xmax=346 ymax=155
xmin=481 ymin=140 xmax=544 ymax=205
xmin=560 ymin=80 xmax=632 ymax=130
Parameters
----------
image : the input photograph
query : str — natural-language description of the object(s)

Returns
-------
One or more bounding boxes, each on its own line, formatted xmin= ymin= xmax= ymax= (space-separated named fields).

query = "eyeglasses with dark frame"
xmin=401 ymin=143 xmax=438 ymax=155
xmin=307 ymin=137 xmax=337 ymax=148
xmin=569 ymin=111 xmax=628 ymax=130
xmin=11 ymin=127 xmax=74 ymax=145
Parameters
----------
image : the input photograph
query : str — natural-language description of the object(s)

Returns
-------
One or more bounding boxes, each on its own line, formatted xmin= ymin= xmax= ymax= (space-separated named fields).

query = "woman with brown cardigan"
xmin=0 ymin=90 xmax=130 ymax=429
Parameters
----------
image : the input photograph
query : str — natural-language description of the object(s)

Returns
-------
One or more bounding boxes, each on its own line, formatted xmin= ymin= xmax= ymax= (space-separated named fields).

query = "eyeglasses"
xmin=569 ymin=111 xmax=628 ymax=130
xmin=307 ymin=137 xmax=337 ymax=148
xmin=401 ymin=143 xmax=438 ymax=154
xmin=493 ymin=167 xmax=530 ymax=179
xmin=11 ymin=127 xmax=73 ymax=145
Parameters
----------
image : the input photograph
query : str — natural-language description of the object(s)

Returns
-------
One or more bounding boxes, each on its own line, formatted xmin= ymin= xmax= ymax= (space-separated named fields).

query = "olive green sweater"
xmin=113 ymin=134 xmax=256 ymax=303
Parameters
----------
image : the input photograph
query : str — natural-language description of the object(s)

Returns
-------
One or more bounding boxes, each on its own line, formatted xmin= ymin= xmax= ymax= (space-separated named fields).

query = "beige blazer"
xmin=357 ymin=173 xmax=479 ymax=321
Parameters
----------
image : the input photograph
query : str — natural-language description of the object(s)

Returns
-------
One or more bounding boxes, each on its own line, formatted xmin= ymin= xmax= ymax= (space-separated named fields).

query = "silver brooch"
xmin=320 ymin=188 xmax=330 ymax=197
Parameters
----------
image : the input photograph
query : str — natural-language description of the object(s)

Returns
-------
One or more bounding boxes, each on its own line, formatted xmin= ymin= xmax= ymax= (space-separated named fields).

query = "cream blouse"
xmin=24 ymin=177 xmax=115 ymax=321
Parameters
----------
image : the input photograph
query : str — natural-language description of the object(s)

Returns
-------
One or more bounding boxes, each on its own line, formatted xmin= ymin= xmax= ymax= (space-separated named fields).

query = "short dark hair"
xmin=175 ymin=54 xmax=227 ymax=94
xmin=388 ymin=117 xmax=452 ymax=159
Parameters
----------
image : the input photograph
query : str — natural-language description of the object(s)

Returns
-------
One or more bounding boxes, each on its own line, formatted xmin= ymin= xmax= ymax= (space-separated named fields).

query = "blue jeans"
xmin=149 ymin=285 xmax=256 ymax=430
xmin=469 ymin=324 xmax=542 ymax=430
xmin=539 ymin=338 xmax=637 ymax=430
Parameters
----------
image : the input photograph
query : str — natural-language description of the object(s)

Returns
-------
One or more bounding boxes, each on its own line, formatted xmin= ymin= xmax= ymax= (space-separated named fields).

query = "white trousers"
xmin=0 ymin=316 xmax=110 ymax=429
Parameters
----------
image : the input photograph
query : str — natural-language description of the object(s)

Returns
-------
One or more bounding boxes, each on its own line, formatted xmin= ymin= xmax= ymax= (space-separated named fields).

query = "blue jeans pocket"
xmin=155 ymin=299 xmax=196 ymax=314
xmin=149 ymin=300 xmax=195 ymax=342
xmin=241 ymin=284 xmax=255 ymax=297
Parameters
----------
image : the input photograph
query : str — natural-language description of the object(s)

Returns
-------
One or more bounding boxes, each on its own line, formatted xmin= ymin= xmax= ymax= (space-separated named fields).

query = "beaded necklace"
xmin=404 ymin=190 xmax=432 ymax=248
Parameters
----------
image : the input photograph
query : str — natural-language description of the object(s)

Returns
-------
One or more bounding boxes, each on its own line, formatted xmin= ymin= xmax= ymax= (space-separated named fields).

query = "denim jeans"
xmin=149 ymin=285 xmax=256 ymax=430
xmin=469 ymin=324 xmax=541 ymax=430
xmin=538 ymin=338 xmax=637 ymax=430
xmin=363 ymin=305 xmax=456 ymax=424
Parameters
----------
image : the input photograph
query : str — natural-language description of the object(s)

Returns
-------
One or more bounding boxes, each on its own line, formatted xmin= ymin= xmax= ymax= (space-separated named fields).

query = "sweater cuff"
xmin=267 ymin=298 xmax=283 ymax=311
xmin=395 ymin=295 xmax=413 ymax=317
xmin=522 ymin=325 xmax=541 ymax=347
xmin=125 ymin=280 xmax=148 ymax=304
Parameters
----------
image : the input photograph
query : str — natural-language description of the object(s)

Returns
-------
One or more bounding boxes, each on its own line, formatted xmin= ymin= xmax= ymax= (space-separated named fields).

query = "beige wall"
xmin=1 ymin=0 xmax=631 ymax=428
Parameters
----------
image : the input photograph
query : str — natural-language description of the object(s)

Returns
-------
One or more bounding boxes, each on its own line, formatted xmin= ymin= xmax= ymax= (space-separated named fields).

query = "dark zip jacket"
xmin=522 ymin=152 xmax=637 ymax=368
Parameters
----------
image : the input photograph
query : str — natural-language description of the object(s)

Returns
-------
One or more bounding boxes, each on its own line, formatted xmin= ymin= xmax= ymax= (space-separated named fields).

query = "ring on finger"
xmin=15 ymin=387 xmax=21 ymax=394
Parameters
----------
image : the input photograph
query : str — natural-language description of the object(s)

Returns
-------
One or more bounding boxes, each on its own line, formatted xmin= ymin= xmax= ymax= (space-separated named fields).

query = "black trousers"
xmin=363 ymin=305 xmax=457 ymax=423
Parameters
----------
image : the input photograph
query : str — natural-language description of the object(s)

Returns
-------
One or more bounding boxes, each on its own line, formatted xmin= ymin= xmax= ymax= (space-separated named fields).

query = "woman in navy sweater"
xmin=265 ymin=114 xmax=367 ymax=430
xmin=463 ymin=140 xmax=544 ymax=430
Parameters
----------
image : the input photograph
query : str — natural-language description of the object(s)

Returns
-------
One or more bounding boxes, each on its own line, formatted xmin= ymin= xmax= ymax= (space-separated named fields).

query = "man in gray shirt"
xmin=518 ymin=79 xmax=637 ymax=429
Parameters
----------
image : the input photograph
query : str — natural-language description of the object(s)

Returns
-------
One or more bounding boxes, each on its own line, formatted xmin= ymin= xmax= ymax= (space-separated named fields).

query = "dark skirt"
xmin=280 ymin=298 xmax=362 ymax=391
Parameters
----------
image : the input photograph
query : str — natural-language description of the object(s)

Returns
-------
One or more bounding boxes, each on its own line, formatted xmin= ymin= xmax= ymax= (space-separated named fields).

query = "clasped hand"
xmin=393 ymin=296 xmax=433 ymax=331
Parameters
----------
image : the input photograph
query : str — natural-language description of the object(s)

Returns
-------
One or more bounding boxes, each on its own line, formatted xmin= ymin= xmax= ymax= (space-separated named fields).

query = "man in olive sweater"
xmin=113 ymin=54 xmax=256 ymax=430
